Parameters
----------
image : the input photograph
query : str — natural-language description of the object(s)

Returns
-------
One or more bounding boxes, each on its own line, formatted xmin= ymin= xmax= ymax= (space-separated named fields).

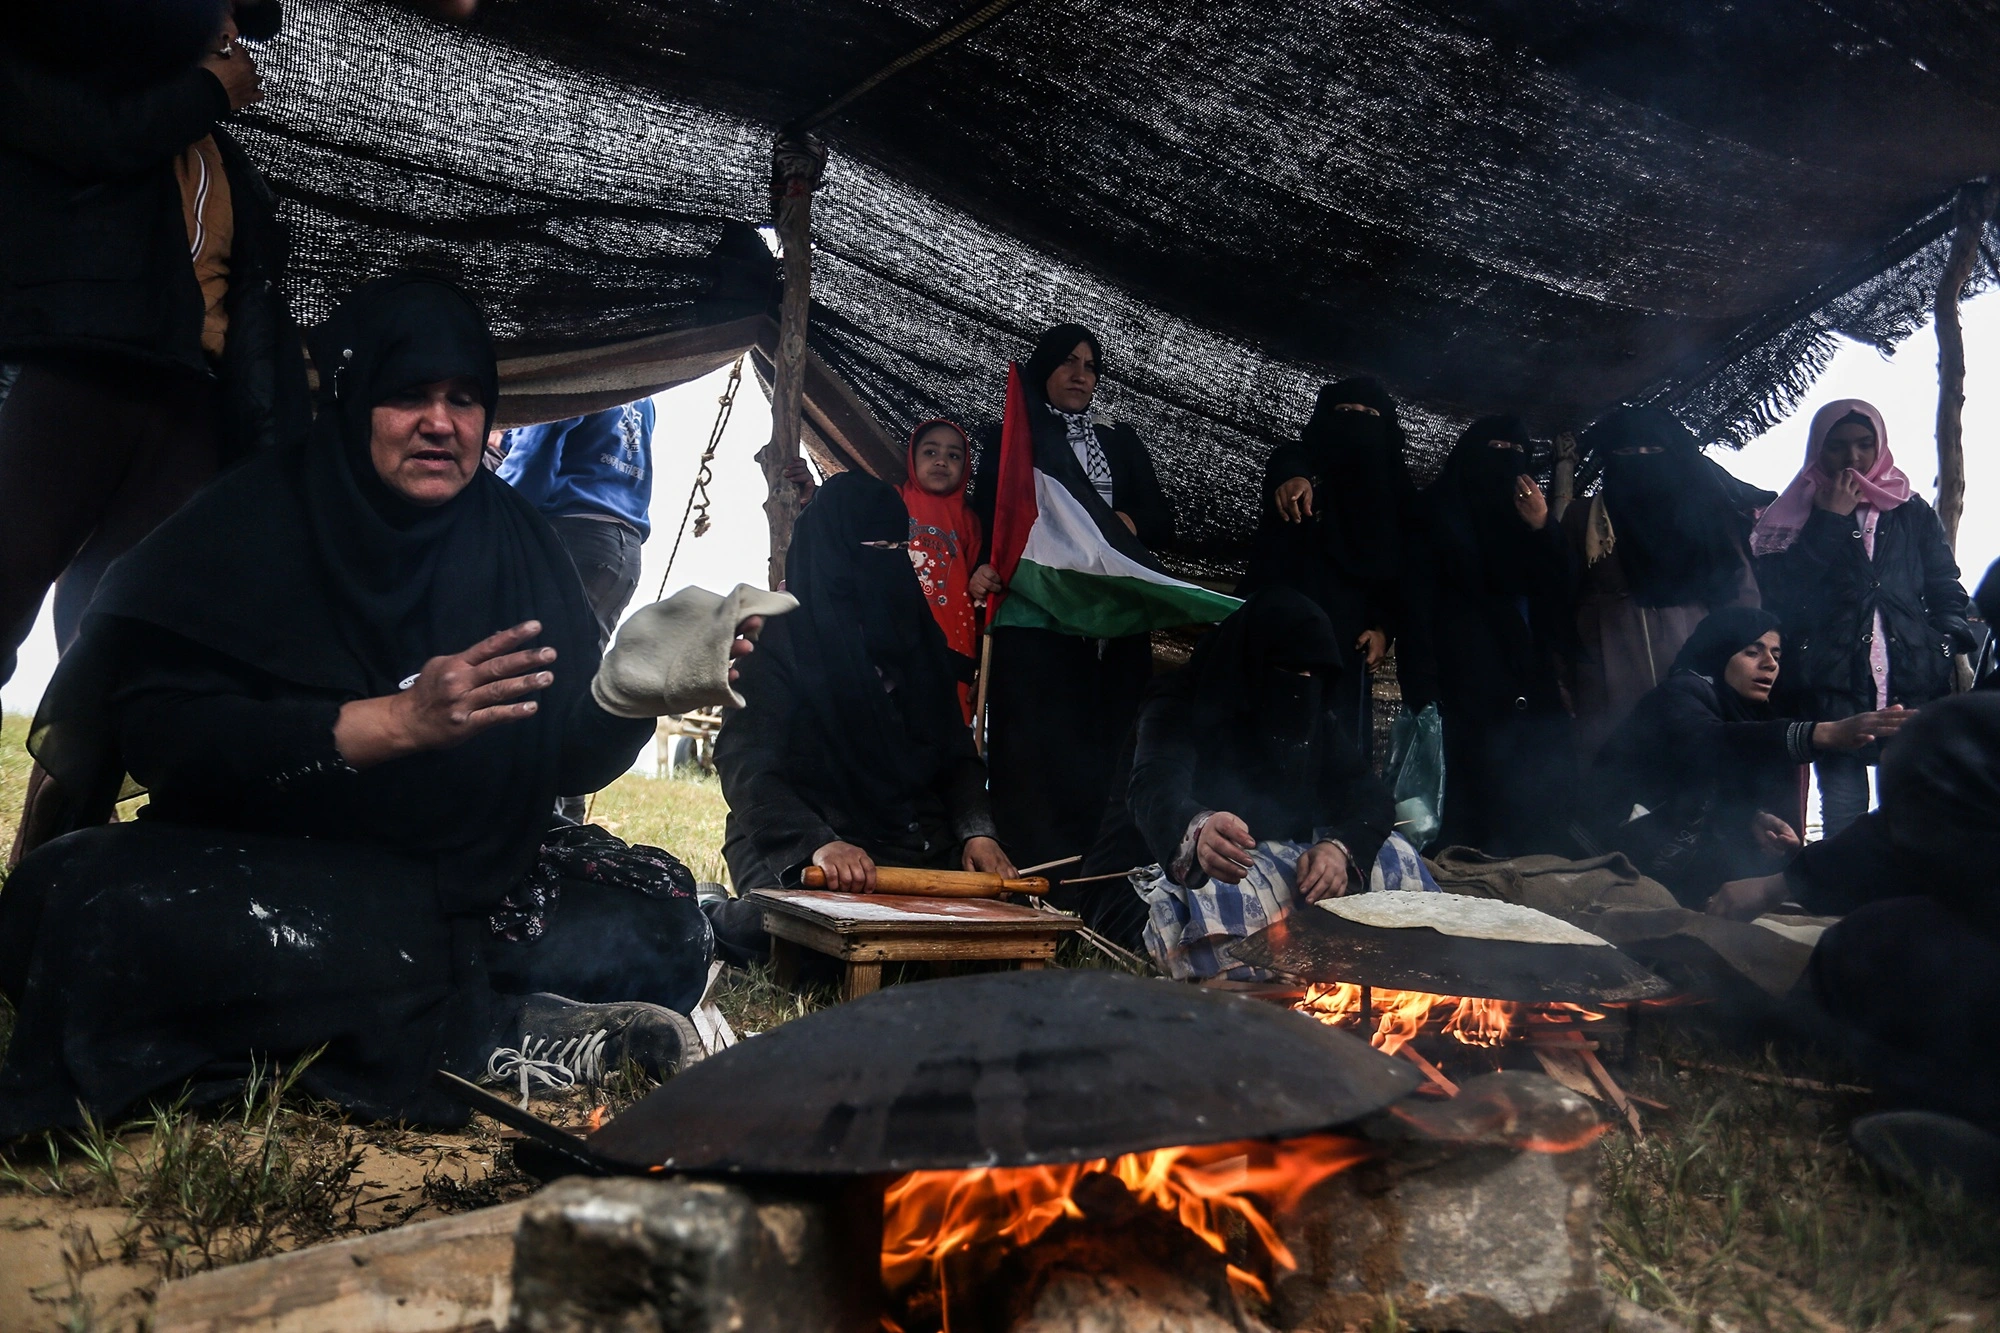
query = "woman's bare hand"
xmin=1814 ymin=469 xmax=1864 ymax=516
xmin=1813 ymin=706 xmax=1913 ymax=751
xmin=1356 ymin=628 xmax=1389 ymax=670
xmin=1275 ymin=476 xmax=1315 ymax=523
xmin=968 ymin=564 xmax=1006 ymax=603
xmin=962 ymin=836 xmax=1017 ymax=878
xmin=334 ymin=621 xmax=554 ymax=768
xmin=812 ymin=840 xmax=877 ymax=892
xmin=1751 ymin=811 xmax=1802 ymax=857
xmin=1514 ymin=476 xmax=1549 ymax=530
xmin=1296 ymin=840 xmax=1352 ymax=903
xmin=1195 ymin=812 xmax=1256 ymax=885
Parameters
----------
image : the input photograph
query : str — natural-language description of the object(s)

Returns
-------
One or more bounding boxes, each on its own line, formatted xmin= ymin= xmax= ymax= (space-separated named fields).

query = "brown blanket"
xmin=1424 ymin=847 xmax=1816 ymax=998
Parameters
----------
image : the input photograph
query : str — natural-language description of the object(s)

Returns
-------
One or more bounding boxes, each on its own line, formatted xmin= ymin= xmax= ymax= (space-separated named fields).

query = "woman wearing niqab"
xmin=1397 ymin=416 xmax=1579 ymax=855
xmin=708 ymin=471 xmax=1012 ymax=963
xmin=1750 ymin=399 xmax=1971 ymax=837
xmin=1083 ymin=590 xmax=1422 ymax=976
xmin=1566 ymin=406 xmax=1771 ymax=762
xmin=0 ymin=276 xmax=767 ymax=1140
xmin=1236 ymin=377 xmax=1413 ymax=762
xmin=968 ymin=323 xmax=1175 ymax=869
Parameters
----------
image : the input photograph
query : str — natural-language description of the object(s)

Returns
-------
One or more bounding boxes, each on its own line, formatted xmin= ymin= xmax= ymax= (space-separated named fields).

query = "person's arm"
xmin=1911 ymin=501 xmax=1975 ymax=648
xmin=112 ymin=631 xmax=357 ymax=812
xmin=711 ymin=644 xmax=842 ymax=884
xmin=1109 ymin=425 xmax=1175 ymax=549
xmin=1125 ymin=694 xmax=1207 ymax=868
xmin=554 ymin=688 xmax=655 ymax=794
xmin=0 ymin=61 xmax=228 ymax=177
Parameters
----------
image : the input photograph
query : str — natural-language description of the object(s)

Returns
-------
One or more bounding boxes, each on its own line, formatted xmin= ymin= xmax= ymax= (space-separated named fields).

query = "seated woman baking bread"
xmin=0 ymin=276 xmax=788 ymax=1139
xmin=1575 ymin=607 xmax=1909 ymax=907
xmin=707 ymin=471 xmax=1015 ymax=965
xmin=1080 ymin=589 xmax=1433 ymax=979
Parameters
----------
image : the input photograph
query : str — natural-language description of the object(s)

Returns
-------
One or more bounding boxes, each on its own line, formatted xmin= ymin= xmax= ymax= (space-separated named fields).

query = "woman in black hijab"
xmin=1578 ymin=608 xmax=1900 ymax=906
xmin=1081 ymin=590 xmax=1402 ymax=968
xmin=967 ymin=323 xmax=1175 ymax=869
xmin=709 ymin=471 xmax=1013 ymax=962
xmin=1398 ymin=415 xmax=1578 ymax=855
xmin=1567 ymin=406 xmax=1771 ymax=761
xmin=1236 ymin=377 xmax=1413 ymax=763
xmin=0 ymin=276 xmax=745 ymax=1139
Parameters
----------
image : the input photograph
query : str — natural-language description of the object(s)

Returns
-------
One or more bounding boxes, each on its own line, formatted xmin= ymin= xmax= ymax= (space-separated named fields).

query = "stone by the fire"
xmin=1011 ymin=1264 xmax=1269 ymax=1333
xmin=1275 ymin=1072 xmax=1607 ymax=1333
xmin=508 ymin=1175 xmax=877 ymax=1332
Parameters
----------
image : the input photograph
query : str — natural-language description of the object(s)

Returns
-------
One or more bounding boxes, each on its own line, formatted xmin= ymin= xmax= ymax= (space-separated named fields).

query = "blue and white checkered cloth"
xmin=1136 ymin=833 xmax=1439 ymax=982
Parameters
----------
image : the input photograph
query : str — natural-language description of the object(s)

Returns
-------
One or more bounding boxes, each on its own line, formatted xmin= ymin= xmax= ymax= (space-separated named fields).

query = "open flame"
xmin=1293 ymin=982 xmax=1602 ymax=1055
xmin=881 ymin=1135 xmax=1370 ymax=1303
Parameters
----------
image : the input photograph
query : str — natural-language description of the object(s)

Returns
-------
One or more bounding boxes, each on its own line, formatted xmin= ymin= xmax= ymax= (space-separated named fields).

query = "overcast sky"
xmin=5 ymin=293 xmax=1996 ymax=721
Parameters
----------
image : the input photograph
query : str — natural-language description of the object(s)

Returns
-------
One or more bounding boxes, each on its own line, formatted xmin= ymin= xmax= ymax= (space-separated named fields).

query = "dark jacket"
xmin=1756 ymin=498 xmax=1973 ymax=715
xmin=970 ymin=416 xmax=1176 ymax=555
xmin=0 ymin=52 xmax=307 ymax=459
xmin=1580 ymin=673 xmax=1814 ymax=905
xmin=1235 ymin=445 xmax=1406 ymax=644
xmin=715 ymin=617 xmax=999 ymax=887
xmin=1397 ymin=506 xmax=1578 ymax=722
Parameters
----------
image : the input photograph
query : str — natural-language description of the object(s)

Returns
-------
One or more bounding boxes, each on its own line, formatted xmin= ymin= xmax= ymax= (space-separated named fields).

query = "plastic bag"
xmin=1385 ymin=703 xmax=1446 ymax=851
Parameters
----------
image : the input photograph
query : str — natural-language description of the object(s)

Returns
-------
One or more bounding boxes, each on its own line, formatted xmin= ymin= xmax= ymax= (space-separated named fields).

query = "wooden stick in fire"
xmin=800 ymin=865 xmax=1050 ymax=898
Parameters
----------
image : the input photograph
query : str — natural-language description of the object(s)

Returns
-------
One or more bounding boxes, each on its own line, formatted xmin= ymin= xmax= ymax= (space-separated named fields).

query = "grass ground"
xmin=0 ymin=714 xmax=1995 ymax=1330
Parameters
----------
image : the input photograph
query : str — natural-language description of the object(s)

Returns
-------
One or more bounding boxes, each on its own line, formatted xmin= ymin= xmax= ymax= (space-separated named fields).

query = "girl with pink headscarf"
xmin=1752 ymin=399 xmax=1973 ymax=836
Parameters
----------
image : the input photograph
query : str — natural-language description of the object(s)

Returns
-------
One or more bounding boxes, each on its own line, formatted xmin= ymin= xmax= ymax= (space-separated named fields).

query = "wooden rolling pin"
xmin=801 ymin=866 xmax=1050 ymax=898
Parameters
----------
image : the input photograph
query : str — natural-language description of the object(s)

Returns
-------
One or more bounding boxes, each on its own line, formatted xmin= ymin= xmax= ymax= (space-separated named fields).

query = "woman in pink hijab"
xmin=1752 ymin=399 xmax=1973 ymax=836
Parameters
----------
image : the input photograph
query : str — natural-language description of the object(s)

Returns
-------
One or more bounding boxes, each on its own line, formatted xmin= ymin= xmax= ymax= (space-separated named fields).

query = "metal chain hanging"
xmin=657 ymin=355 xmax=745 ymax=599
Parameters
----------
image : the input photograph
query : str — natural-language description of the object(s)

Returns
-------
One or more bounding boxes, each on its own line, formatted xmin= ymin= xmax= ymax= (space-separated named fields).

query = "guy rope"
xmin=657 ymin=354 xmax=744 ymax=599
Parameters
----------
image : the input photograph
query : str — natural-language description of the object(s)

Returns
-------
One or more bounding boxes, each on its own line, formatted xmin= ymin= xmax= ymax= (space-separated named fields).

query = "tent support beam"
xmin=759 ymin=134 xmax=828 ymax=590
xmin=1934 ymin=177 xmax=1998 ymax=550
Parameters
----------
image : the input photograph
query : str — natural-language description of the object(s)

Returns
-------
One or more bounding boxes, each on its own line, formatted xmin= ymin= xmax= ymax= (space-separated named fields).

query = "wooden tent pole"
xmin=758 ymin=134 xmax=828 ymax=589
xmin=1933 ymin=177 xmax=1999 ymax=550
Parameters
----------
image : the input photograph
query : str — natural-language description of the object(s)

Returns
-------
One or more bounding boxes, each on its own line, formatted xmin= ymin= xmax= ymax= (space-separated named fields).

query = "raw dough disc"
xmin=1315 ymin=891 xmax=1610 ymax=947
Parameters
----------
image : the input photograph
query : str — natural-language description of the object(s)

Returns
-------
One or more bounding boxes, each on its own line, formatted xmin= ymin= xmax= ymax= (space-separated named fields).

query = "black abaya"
xmin=1398 ymin=416 xmax=1579 ymax=855
xmin=1236 ymin=378 xmax=1414 ymax=762
xmin=0 ymin=278 xmax=706 ymax=1138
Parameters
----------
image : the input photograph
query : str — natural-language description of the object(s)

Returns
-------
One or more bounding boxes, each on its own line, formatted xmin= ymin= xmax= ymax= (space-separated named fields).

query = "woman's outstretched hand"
xmin=1356 ymin=628 xmax=1389 ymax=670
xmin=1706 ymin=871 xmax=1790 ymax=921
xmin=1813 ymin=706 xmax=1913 ymax=751
xmin=334 ymin=621 xmax=554 ymax=768
xmin=1196 ymin=812 xmax=1256 ymax=885
xmin=812 ymin=840 xmax=877 ymax=892
xmin=1275 ymin=476 xmax=1314 ymax=523
xmin=1296 ymin=840 xmax=1352 ymax=903
xmin=962 ymin=836 xmax=1017 ymax=878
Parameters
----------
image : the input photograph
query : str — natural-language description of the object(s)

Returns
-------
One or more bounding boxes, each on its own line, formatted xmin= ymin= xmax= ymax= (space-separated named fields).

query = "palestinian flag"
xmin=985 ymin=363 xmax=1240 ymax=638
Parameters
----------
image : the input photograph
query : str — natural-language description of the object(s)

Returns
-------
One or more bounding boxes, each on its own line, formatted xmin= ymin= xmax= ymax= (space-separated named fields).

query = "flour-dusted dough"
xmin=1315 ymin=891 xmax=1610 ymax=947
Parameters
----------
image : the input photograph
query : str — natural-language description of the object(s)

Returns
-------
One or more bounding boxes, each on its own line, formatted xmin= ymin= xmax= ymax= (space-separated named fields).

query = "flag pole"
xmin=973 ymin=628 xmax=994 ymax=756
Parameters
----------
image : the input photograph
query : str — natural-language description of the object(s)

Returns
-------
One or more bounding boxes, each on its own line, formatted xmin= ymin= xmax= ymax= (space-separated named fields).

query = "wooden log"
xmin=800 ymin=865 xmax=1050 ymax=897
xmin=151 ymin=1202 xmax=524 ymax=1333
xmin=757 ymin=134 xmax=828 ymax=590
xmin=1934 ymin=178 xmax=2000 ymax=549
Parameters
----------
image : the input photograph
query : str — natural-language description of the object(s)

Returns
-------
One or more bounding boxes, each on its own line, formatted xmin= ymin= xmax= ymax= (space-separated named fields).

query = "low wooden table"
xmin=747 ymin=889 xmax=1082 ymax=1001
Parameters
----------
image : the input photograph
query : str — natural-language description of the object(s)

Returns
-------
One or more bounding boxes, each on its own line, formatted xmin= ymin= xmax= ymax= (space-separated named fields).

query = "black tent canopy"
xmin=244 ymin=0 xmax=2000 ymax=571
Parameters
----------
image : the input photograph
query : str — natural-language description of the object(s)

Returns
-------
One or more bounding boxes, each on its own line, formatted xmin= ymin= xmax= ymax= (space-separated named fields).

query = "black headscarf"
xmin=1425 ymin=415 xmax=1539 ymax=594
xmin=1293 ymin=378 xmax=1412 ymax=586
xmin=1168 ymin=589 xmax=1347 ymax=814
xmin=1023 ymin=323 xmax=1103 ymax=396
xmin=1669 ymin=607 xmax=1782 ymax=721
xmin=30 ymin=276 xmax=600 ymax=913
xmin=1880 ymin=693 xmax=2000 ymax=902
xmin=777 ymin=471 xmax=968 ymax=845
xmin=1584 ymin=406 xmax=1763 ymax=609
